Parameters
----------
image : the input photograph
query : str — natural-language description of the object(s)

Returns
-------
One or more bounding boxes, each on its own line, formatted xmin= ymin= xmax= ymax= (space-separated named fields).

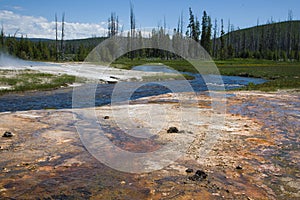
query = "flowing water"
xmin=0 ymin=65 xmax=266 ymax=112
xmin=229 ymin=92 xmax=300 ymax=198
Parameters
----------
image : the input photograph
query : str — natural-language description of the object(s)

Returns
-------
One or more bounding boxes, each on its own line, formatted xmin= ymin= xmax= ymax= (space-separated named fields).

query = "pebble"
xmin=167 ymin=127 xmax=179 ymax=133
xmin=189 ymin=170 xmax=208 ymax=181
xmin=236 ymin=165 xmax=243 ymax=170
xmin=120 ymin=181 xmax=126 ymax=185
xmin=0 ymin=188 xmax=7 ymax=192
xmin=186 ymin=168 xmax=194 ymax=173
xmin=2 ymin=131 xmax=13 ymax=138
xmin=104 ymin=116 xmax=110 ymax=119
xmin=2 ymin=168 xmax=10 ymax=173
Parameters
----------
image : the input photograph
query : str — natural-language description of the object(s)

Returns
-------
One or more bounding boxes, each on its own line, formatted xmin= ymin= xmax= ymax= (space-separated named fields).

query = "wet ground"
xmin=0 ymin=90 xmax=299 ymax=199
xmin=0 ymin=74 xmax=266 ymax=112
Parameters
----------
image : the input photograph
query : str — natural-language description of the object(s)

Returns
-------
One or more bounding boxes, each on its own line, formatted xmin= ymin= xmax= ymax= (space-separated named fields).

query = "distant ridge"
xmin=222 ymin=20 xmax=300 ymax=60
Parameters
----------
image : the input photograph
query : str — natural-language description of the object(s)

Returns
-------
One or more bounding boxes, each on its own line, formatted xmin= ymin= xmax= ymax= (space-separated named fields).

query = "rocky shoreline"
xmin=0 ymin=91 xmax=299 ymax=199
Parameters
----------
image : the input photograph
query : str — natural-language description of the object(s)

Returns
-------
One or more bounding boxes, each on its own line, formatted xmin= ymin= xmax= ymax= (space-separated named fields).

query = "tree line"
xmin=0 ymin=6 xmax=299 ymax=62
xmin=0 ymin=24 xmax=106 ymax=61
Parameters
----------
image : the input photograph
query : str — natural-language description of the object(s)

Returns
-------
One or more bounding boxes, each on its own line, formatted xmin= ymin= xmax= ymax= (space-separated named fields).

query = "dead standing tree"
xmin=55 ymin=13 xmax=59 ymax=61
xmin=54 ymin=12 xmax=65 ymax=61
xmin=61 ymin=12 xmax=65 ymax=60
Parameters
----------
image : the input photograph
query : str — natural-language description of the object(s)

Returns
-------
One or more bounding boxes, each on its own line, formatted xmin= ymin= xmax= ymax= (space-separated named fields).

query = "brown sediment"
xmin=0 ymin=90 xmax=299 ymax=199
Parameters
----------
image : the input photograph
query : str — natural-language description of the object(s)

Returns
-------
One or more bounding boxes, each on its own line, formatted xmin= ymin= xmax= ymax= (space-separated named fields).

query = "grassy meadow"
xmin=111 ymin=58 xmax=300 ymax=91
xmin=0 ymin=69 xmax=77 ymax=95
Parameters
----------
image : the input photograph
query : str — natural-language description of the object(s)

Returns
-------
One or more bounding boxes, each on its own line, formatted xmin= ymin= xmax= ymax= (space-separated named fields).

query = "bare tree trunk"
xmin=180 ymin=11 xmax=184 ymax=35
xmin=256 ymin=19 xmax=260 ymax=52
xmin=288 ymin=19 xmax=292 ymax=59
xmin=212 ymin=19 xmax=217 ymax=58
xmin=61 ymin=12 xmax=65 ymax=60
xmin=227 ymin=19 xmax=230 ymax=47
xmin=55 ymin=13 xmax=58 ymax=61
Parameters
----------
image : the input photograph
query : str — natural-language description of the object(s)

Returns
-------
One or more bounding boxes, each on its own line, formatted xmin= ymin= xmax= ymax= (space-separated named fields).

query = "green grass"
xmin=141 ymin=73 xmax=194 ymax=82
xmin=111 ymin=58 xmax=197 ymax=72
xmin=111 ymin=58 xmax=300 ymax=91
xmin=216 ymin=59 xmax=300 ymax=91
xmin=0 ymin=70 xmax=77 ymax=95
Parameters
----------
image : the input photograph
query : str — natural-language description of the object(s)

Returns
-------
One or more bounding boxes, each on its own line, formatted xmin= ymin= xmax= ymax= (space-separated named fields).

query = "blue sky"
xmin=0 ymin=0 xmax=299 ymax=39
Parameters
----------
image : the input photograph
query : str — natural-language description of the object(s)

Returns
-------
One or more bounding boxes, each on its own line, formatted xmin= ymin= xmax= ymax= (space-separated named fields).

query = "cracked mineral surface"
xmin=0 ymin=90 xmax=299 ymax=199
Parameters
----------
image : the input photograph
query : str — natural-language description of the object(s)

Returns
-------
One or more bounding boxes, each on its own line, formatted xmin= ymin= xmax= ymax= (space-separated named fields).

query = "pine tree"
xmin=129 ymin=2 xmax=136 ymax=60
xmin=187 ymin=8 xmax=200 ymax=42
xmin=200 ymin=11 xmax=212 ymax=54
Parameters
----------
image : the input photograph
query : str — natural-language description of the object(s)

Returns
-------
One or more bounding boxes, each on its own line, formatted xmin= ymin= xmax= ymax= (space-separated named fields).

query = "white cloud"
xmin=0 ymin=10 xmax=108 ymax=39
xmin=12 ymin=6 xmax=24 ymax=11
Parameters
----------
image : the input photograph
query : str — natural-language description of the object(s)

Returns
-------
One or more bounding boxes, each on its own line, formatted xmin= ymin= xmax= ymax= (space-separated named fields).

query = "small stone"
xmin=167 ymin=127 xmax=178 ymax=133
xmin=150 ymin=189 xmax=156 ymax=195
xmin=195 ymin=170 xmax=208 ymax=178
xmin=0 ymin=188 xmax=7 ymax=192
xmin=110 ymin=76 xmax=120 ymax=80
xmin=104 ymin=116 xmax=110 ymax=119
xmin=186 ymin=168 xmax=194 ymax=173
xmin=189 ymin=170 xmax=207 ymax=181
xmin=2 ymin=168 xmax=10 ymax=173
xmin=120 ymin=181 xmax=126 ymax=185
xmin=236 ymin=165 xmax=243 ymax=170
xmin=2 ymin=131 xmax=13 ymax=138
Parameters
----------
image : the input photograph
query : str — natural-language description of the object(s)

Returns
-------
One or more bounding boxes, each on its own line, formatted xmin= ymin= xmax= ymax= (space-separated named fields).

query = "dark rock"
xmin=2 ymin=131 xmax=13 ymax=138
xmin=189 ymin=170 xmax=207 ymax=181
xmin=107 ymin=80 xmax=118 ymax=84
xmin=236 ymin=165 xmax=243 ymax=170
xmin=186 ymin=168 xmax=194 ymax=173
xmin=167 ymin=127 xmax=179 ymax=133
xmin=110 ymin=76 xmax=120 ymax=80
xmin=195 ymin=170 xmax=207 ymax=178
xmin=104 ymin=116 xmax=110 ymax=119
